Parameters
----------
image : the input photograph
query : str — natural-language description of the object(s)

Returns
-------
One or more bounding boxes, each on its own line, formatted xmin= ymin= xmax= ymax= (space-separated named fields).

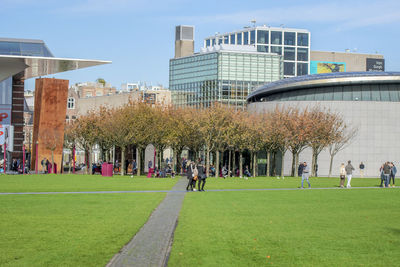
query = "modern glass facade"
xmin=0 ymin=38 xmax=53 ymax=57
xmin=170 ymin=51 xmax=283 ymax=108
xmin=204 ymin=26 xmax=310 ymax=78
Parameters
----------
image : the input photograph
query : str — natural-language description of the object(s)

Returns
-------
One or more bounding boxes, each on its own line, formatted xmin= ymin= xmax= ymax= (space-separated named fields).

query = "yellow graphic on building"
xmin=317 ymin=63 xmax=345 ymax=73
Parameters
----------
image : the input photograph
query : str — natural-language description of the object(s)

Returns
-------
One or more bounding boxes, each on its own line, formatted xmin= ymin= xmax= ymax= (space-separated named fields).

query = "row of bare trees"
xmin=64 ymin=101 xmax=357 ymax=177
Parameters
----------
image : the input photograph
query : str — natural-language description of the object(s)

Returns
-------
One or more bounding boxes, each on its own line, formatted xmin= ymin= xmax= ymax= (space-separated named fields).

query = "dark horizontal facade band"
xmin=247 ymin=72 xmax=400 ymax=103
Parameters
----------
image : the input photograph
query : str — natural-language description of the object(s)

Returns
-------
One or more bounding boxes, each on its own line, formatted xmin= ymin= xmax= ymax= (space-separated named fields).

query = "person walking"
xmin=339 ymin=163 xmax=346 ymax=188
xmin=390 ymin=162 xmax=396 ymax=187
xmin=345 ymin=160 xmax=355 ymax=188
xmin=197 ymin=159 xmax=207 ymax=191
xmin=301 ymin=162 xmax=311 ymax=189
xmin=359 ymin=162 xmax=365 ymax=178
xmin=298 ymin=162 xmax=304 ymax=177
xmin=382 ymin=162 xmax=391 ymax=188
xmin=186 ymin=161 xmax=194 ymax=191
xmin=379 ymin=163 xmax=385 ymax=187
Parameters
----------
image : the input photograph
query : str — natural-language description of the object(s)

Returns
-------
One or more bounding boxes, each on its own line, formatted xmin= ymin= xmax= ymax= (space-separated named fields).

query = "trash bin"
xmin=102 ymin=163 xmax=113 ymax=177
xmin=147 ymin=168 xmax=153 ymax=178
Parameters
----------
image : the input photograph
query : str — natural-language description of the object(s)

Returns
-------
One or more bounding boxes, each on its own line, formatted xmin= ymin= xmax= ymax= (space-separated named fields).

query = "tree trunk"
xmin=295 ymin=152 xmax=300 ymax=177
xmin=291 ymin=151 xmax=296 ymax=177
xmin=253 ymin=151 xmax=257 ymax=177
xmin=239 ymin=152 xmax=243 ymax=178
xmin=233 ymin=151 xmax=236 ymax=177
xmin=68 ymin=153 xmax=71 ymax=174
xmin=266 ymin=151 xmax=270 ymax=176
xmin=215 ymin=150 xmax=220 ymax=178
xmin=311 ymin=148 xmax=318 ymax=177
xmin=280 ymin=149 xmax=285 ymax=177
xmin=121 ymin=146 xmax=125 ymax=176
xmin=271 ymin=151 xmax=276 ymax=176
xmin=206 ymin=146 xmax=210 ymax=177
xmin=51 ymin=150 xmax=55 ymax=174
xmin=228 ymin=150 xmax=232 ymax=177
xmin=328 ymin=154 xmax=334 ymax=177
xmin=137 ymin=147 xmax=142 ymax=176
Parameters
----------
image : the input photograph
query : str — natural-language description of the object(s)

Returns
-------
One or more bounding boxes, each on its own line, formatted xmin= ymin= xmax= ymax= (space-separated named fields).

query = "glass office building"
xmin=169 ymin=47 xmax=283 ymax=108
xmin=204 ymin=26 xmax=310 ymax=78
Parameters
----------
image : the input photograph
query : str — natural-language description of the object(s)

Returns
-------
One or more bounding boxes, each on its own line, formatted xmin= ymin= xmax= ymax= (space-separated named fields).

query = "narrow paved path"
xmin=0 ymin=186 xmax=392 ymax=195
xmin=106 ymin=177 xmax=188 ymax=267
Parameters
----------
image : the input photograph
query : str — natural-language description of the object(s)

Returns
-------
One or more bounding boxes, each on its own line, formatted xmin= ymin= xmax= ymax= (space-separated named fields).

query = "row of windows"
xmin=284 ymin=62 xmax=308 ymax=76
xmin=204 ymin=30 xmax=309 ymax=47
xmin=0 ymin=41 xmax=53 ymax=57
xmin=259 ymin=84 xmax=400 ymax=102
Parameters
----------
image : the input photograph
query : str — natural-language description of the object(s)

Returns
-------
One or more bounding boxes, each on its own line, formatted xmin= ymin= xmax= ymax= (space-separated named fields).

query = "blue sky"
xmin=1 ymin=0 xmax=399 ymax=90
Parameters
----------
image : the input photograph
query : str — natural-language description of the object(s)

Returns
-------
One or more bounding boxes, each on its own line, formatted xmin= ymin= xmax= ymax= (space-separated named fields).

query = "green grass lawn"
xmin=169 ymin=189 xmax=400 ymax=266
xmin=0 ymin=193 xmax=165 ymax=266
xmin=204 ymin=176 xmax=381 ymax=190
xmin=0 ymin=174 xmax=178 ymax=193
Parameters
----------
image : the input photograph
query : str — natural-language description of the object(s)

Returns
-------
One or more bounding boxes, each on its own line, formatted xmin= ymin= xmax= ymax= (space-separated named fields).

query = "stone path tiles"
xmin=106 ymin=176 xmax=189 ymax=267
xmin=0 ymin=186 xmax=390 ymax=195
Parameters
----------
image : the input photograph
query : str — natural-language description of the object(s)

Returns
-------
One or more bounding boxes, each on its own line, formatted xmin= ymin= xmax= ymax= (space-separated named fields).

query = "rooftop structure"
xmin=203 ymin=26 xmax=310 ymax=78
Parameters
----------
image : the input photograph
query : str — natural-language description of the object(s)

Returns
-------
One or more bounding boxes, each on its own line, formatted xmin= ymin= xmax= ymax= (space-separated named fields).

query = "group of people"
xmin=299 ymin=160 xmax=357 ymax=189
xmin=379 ymin=162 xmax=396 ymax=188
xmin=186 ymin=159 xmax=207 ymax=191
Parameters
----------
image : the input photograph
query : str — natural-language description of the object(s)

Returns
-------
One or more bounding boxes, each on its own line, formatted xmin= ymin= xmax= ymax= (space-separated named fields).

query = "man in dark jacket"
xmin=186 ymin=161 xmax=194 ymax=191
xmin=298 ymin=163 xmax=304 ymax=177
xmin=197 ymin=160 xmax=207 ymax=191
xmin=382 ymin=162 xmax=391 ymax=188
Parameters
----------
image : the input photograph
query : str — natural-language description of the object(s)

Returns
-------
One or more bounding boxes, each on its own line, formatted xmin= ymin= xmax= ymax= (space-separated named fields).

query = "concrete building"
xmin=247 ymin=72 xmax=400 ymax=177
xmin=203 ymin=26 xmax=310 ymax=78
xmin=175 ymin=25 xmax=194 ymax=59
xmin=70 ymin=81 xmax=117 ymax=98
xmin=170 ymin=45 xmax=283 ymax=108
xmin=310 ymin=51 xmax=384 ymax=74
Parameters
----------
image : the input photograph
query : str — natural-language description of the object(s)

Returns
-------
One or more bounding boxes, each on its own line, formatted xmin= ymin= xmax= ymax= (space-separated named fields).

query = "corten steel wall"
xmin=11 ymin=73 xmax=25 ymax=159
xmin=31 ymin=78 xmax=69 ymax=171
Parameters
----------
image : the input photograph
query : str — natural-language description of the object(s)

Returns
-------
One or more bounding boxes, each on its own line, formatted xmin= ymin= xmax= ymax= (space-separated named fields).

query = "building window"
xmin=250 ymin=30 xmax=256 ymax=44
xmin=230 ymin=34 xmax=235 ymax=45
xmin=297 ymin=33 xmax=309 ymax=46
xmin=297 ymin=63 xmax=308 ymax=76
xmin=271 ymin=46 xmax=282 ymax=55
xmin=212 ymin=38 xmax=216 ymax=46
xmin=244 ymin=32 xmax=249 ymax=45
xmin=257 ymin=30 xmax=269 ymax=44
xmin=237 ymin=33 xmax=242 ymax=45
xmin=67 ymin=97 xmax=75 ymax=109
xmin=271 ymin=31 xmax=282 ymax=45
xmin=257 ymin=45 xmax=269 ymax=52
xmin=297 ymin=48 xmax=308 ymax=61
xmin=284 ymin=47 xmax=295 ymax=60
xmin=206 ymin=39 xmax=210 ymax=47
xmin=284 ymin=62 xmax=295 ymax=76
xmin=224 ymin=35 xmax=229 ymax=44
xmin=284 ymin=32 xmax=296 ymax=45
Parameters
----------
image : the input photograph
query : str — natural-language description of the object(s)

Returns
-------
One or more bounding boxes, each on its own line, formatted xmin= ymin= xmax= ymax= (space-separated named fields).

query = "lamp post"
xmin=22 ymin=143 xmax=26 ymax=175
xmin=73 ymin=145 xmax=76 ymax=174
xmin=3 ymin=142 xmax=6 ymax=174
xmin=35 ymin=141 xmax=38 ymax=174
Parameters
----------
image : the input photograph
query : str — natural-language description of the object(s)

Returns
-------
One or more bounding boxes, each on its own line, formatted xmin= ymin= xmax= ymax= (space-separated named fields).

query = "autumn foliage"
xmin=67 ymin=102 xmax=356 ymax=177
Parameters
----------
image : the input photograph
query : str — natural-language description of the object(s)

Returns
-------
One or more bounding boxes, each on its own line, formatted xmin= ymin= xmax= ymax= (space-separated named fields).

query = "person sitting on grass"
xmin=222 ymin=165 xmax=228 ymax=179
xmin=244 ymin=165 xmax=251 ymax=178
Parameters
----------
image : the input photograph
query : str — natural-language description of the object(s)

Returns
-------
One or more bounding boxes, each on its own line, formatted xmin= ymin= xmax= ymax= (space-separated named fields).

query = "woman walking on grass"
xmin=339 ymin=163 xmax=346 ymax=188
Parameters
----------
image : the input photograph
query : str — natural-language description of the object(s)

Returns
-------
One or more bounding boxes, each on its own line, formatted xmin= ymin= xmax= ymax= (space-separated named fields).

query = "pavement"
xmin=0 ymin=186 xmax=391 ymax=195
xmin=106 ymin=176 xmax=188 ymax=267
